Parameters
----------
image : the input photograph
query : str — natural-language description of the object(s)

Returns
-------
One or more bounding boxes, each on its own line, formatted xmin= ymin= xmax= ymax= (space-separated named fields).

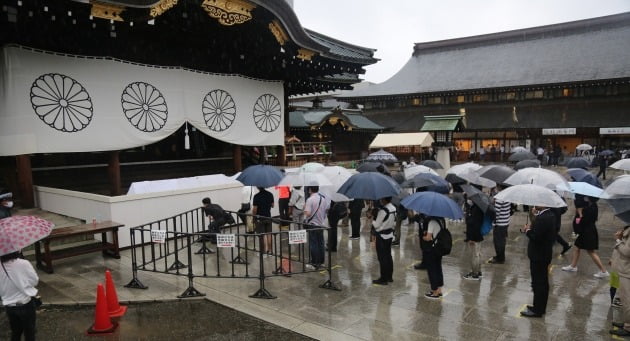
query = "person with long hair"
xmin=1 ymin=251 xmax=39 ymax=341
xmin=562 ymin=195 xmax=609 ymax=278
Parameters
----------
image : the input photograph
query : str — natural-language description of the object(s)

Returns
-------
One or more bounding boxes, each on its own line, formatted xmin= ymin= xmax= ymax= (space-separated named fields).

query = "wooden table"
xmin=34 ymin=221 xmax=124 ymax=274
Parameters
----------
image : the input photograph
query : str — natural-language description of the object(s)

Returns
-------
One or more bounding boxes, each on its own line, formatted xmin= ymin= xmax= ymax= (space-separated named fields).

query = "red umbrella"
xmin=0 ymin=216 xmax=54 ymax=256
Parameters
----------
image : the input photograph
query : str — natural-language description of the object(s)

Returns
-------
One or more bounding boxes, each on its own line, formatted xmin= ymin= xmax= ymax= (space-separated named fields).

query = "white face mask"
xmin=466 ymin=200 xmax=473 ymax=206
xmin=3 ymin=201 xmax=13 ymax=208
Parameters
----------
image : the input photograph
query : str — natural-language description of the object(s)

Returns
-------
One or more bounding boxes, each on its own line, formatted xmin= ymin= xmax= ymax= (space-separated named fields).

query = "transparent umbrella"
xmin=610 ymin=159 xmax=630 ymax=171
xmin=494 ymin=184 xmax=567 ymax=208
xmin=602 ymin=175 xmax=630 ymax=198
xmin=404 ymin=165 xmax=438 ymax=180
xmin=504 ymin=168 xmax=569 ymax=190
xmin=576 ymin=144 xmax=593 ymax=151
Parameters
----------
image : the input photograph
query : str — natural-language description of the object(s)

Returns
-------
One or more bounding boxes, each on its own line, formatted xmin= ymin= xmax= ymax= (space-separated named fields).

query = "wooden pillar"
xmin=108 ymin=151 xmax=121 ymax=196
xmin=277 ymin=145 xmax=287 ymax=166
xmin=15 ymin=154 xmax=34 ymax=208
xmin=233 ymin=145 xmax=242 ymax=172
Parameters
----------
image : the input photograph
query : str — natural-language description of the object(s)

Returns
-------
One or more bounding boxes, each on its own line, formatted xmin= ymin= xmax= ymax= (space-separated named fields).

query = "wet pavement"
xmin=1 ymin=167 xmax=628 ymax=340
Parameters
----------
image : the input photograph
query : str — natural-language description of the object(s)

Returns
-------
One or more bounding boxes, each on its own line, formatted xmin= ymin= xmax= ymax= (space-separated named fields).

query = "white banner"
xmin=216 ymin=234 xmax=236 ymax=248
xmin=289 ymin=230 xmax=307 ymax=244
xmin=542 ymin=128 xmax=576 ymax=135
xmin=600 ymin=127 xmax=630 ymax=135
xmin=0 ymin=46 xmax=284 ymax=156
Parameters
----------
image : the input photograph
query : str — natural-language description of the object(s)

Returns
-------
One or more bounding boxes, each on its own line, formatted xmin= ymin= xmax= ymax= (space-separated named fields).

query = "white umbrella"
xmin=576 ymin=144 xmax=593 ymax=151
xmin=495 ymin=184 xmax=567 ymax=208
xmin=446 ymin=162 xmax=482 ymax=176
xmin=319 ymin=166 xmax=354 ymax=202
xmin=404 ymin=164 xmax=438 ymax=180
xmin=602 ymin=175 xmax=630 ymax=198
xmin=610 ymin=159 xmax=630 ymax=171
xmin=366 ymin=149 xmax=398 ymax=163
xmin=511 ymin=146 xmax=529 ymax=153
xmin=278 ymin=171 xmax=332 ymax=187
xmin=300 ymin=162 xmax=326 ymax=173
xmin=503 ymin=168 xmax=569 ymax=190
xmin=458 ymin=169 xmax=496 ymax=188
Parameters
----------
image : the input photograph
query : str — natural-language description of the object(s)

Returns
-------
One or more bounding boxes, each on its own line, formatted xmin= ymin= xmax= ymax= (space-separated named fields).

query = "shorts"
xmin=256 ymin=219 xmax=272 ymax=233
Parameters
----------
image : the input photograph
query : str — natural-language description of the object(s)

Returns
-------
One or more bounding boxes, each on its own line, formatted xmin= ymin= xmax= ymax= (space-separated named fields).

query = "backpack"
xmin=480 ymin=213 xmax=493 ymax=236
xmin=432 ymin=219 xmax=452 ymax=256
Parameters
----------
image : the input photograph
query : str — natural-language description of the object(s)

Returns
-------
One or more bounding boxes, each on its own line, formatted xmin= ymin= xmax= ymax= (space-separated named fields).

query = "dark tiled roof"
xmin=340 ymin=13 xmax=630 ymax=98
xmin=304 ymin=29 xmax=378 ymax=64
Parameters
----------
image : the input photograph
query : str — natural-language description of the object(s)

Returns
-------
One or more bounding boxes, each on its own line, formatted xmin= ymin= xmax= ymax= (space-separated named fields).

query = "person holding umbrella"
xmin=520 ymin=205 xmax=557 ymax=317
xmin=371 ymin=197 xmax=396 ymax=285
xmin=562 ymin=195 xmax=609 ymax=278
xmin=303 ymin=186 xmax=330 ymax=269
xmin=610 ymin=224 xmax=630 ymax=337
xmin=423 ymin=215 xmax=447 ymax=299
xmin=489 ymin=185 xmax=512 ymax=264
xmin=0 ymin=190 xmax=13 ymax=219
xmin=464 ymin=192 xmax=485 ymax=280
xmin=596 ymin=155 xmax=608 ymax=180
xmin=1 ymin=251 xmax=39 ymax=341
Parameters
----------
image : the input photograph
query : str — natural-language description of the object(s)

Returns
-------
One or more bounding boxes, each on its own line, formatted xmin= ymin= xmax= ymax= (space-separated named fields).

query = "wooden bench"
xmin=34 ymin=221 xmax=123 ymax=274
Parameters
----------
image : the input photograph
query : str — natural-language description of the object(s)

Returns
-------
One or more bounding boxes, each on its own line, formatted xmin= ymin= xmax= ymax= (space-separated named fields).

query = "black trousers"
xmin=596 ymin=168 xmax=606 ymax=180
xmin=350 ymin=211 xmax=362 ymax=238
xmin=425 ymin=249 xmax=443 ymax=291
xmin=375 ymin=235 xmax=393 ymax=281
xmin=327 ymin=216 xmax=341 ymax=251
xmin=556 ymin=233 xmax=570 ymax=249
xmin=493 ymin=225 xmax=508 ymax=261
xmin=6 ymin=300 xmax=37 ymax=341
xmin=279 ymin=198 xmax=290 ymax=223
xmin=530 ymin=260 xmax=550 ymax=314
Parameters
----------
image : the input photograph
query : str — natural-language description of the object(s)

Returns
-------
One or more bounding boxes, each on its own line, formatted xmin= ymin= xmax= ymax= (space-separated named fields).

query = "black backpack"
xmin=432 ymin=219 xmax=452 ymax=256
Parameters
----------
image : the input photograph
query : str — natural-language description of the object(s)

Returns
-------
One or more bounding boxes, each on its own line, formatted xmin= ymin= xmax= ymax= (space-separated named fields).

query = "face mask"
xmin=3 ymin=201 xmax=13 ymax=208
xmin=466 ymin=200 xmax=473 ymax=206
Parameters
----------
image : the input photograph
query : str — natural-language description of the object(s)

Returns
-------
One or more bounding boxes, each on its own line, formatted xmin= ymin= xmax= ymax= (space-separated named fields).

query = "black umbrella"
xmin=479 ymin=165 xmax=516 ymax=184
xmin=445 ymin=173 xmax=466 ymax=184
xmin=391 ymin=172 xmax=406 ymax=185
xmin=607 ymin=198 xmax=630 ymax=224
xmin=514 ymin=159 xmax=540 ymax=170
xmin=236 ymin=165 xmax=283 ymax=187
xmin=461 ymin=184 xmax=493 ymax=214
xmin=337 ymin=172 xmax=401 ymax=200
xmin=508 ymin=151 xmax=537 ymax=162
xmin=565 ymin=158 xmax=590 ymax=169
xmin=419 ymin=160 xmax=444 ymax=169
xmin=600 ymin=150 xmax=615 ymax=156
xmin=357 ymin=161 xmax=387 ymax=173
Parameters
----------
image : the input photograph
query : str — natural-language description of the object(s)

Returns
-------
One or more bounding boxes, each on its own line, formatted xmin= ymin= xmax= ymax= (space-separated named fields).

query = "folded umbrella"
xmin=236 ymin=164 xmax=284 ymax=188
xmin=514 ymin=159 xmax=540 ymax=170
xmin=400 ymin=191 xmax=464 ymax=220
xmin=565 ymin=158 xmax=590 ymax=169
xmin=494 ymin=184 xmax=567 ymax=208
xmin=0 ymin=216 xmax=55 ymax=256
xmin=478 ymin=165 xmax=516 ymax=184
xmin=508 ymin=151 xmax=537 ymax=162
xmin=337 ymin=172 xmax=401 ymax=200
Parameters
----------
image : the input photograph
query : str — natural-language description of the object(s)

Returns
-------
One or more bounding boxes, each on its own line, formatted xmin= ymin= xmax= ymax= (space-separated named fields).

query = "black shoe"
xmin=612 ymin=322 xmax=625 ymax=328
xmin=414 ymin=262 xmax=427 ymax=270
xmin=488 ymin=257 xmax=505 ymax=264
xmin=520 ymin=308 xmax=543 ymax=318
xmin=372 ymin=278 xmax=388 ymax=285
xmin=561 ymin=244 xmax=572 ymax=255
xmin=387 ymin=278 xmax=393 ymax=283
xmin=392 ymin=240 xmax=400 ymax=246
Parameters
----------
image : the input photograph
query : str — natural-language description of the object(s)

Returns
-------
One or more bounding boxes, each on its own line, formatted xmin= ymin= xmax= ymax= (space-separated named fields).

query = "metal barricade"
xmin=125 ymin=208 xmax=341 ymax=299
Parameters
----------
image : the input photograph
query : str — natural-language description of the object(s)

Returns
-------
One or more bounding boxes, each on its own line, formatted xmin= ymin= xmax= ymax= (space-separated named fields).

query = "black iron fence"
xmin=125 ymin=208 xmax=341 ymax=299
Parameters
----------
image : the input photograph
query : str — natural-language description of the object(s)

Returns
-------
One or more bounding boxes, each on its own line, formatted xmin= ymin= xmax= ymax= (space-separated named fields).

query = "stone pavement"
xmin=8 ymin=169 xmax=630 ymax=340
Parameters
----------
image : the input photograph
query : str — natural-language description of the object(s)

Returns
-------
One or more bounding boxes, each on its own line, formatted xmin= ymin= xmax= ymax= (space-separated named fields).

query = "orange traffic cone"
xmin=86 ymin=283 xmax=118 ymax=335
xmin=105 ymin=270 xmax=127 ymax=317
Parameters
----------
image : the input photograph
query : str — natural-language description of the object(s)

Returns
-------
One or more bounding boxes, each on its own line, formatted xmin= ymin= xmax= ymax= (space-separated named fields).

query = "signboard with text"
xmin=289 ymin=230 xmax=307 ymax=244
xmin=216 ymin=234 xmax=236 ymax=248
xmin=542 ymin=128 xmax=576 ymax=135
xmin=600 ymin=127 xmax=630 ymax=135
xmin=151 ymin=230 xmax=166 ymax=244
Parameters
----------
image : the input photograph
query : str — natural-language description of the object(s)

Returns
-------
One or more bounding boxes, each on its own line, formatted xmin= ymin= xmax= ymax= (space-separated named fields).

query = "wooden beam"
xmin=108 ymin=151 xmax=121 ymax=196
xmin=233 ymin=145 xmax=242 ymax=172
xmin=15 ymin=154 xmax=34 ymax=208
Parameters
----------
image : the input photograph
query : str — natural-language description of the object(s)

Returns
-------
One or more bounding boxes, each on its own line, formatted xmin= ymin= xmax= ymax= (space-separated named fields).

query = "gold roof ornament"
xmin=269 ymin=20 xmax=289 ymax=46
xmin=90 ymin=1 xmax=124 ymax=21
xmin=150 ymin=0 xmax=179 ymax=18
xmin=201 ymin=0 xmax=256 ymax=26
xmin=297 ymin=48 xmax=316 ymax=61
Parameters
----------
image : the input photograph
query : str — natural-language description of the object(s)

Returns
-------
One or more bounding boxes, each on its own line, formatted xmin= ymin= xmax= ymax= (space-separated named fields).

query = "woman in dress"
xmin=561 ymin=195 xmax=609 ymax=278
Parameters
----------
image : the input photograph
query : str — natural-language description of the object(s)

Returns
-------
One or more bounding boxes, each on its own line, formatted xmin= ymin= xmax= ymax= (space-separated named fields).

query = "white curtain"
xmin=0 ymin=46 xmax=285 ymax=156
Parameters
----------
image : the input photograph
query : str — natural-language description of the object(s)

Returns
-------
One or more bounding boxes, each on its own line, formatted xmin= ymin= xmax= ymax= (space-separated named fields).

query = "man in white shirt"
xmin=303 ymin=186 xmax=330 ymax=269
xmin=372 ymin=197 xmax=396 ymax=285
xmin=239 ymin=186 xmax=257 ymax=233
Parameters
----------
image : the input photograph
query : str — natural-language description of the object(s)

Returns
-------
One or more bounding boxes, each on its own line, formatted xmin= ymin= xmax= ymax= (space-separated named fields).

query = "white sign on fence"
xmin=216 ymin=234 xmax=236 ymax=248
xmin=289 ymin=230 xmax=307 ymax=244
xmin=151 ymin=230 xmax=166 ymax=244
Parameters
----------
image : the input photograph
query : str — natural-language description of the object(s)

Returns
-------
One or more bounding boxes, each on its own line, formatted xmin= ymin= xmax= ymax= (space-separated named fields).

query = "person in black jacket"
xmin=551 ymin=203 xmax=571 ymax=255
xmin=520 ymin=206 xmax=557 ymax=317
xmin=348 ymin=199 xmax=364 ymax=240
xmin=463 ymin=199 xmax=484 ymax=280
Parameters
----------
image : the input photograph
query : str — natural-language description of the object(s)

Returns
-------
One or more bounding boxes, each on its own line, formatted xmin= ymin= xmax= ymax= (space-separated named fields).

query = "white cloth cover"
xmin=127 ymin=174 xmax=239 ymax=195
xmin=0 ymin=46 xmax=284 ymax=156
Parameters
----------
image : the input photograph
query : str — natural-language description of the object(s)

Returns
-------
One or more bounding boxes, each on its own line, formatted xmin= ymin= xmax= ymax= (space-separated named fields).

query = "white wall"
xmin=34 ymin=184 xmax=280 ymax=248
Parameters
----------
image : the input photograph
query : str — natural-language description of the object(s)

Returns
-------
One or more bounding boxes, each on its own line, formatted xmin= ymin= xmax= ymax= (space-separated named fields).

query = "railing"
xmin=125 ymin=208 xmax=340 ymax=299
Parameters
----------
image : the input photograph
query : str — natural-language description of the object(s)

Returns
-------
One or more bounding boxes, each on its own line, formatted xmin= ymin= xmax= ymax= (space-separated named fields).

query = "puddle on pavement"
xmin=0 ymin=299 xmax=314 ymax=340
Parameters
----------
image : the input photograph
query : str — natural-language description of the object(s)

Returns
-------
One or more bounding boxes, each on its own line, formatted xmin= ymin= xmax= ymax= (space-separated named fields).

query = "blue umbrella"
xmin=556 ymin=182 xmax=604 ymax=198
xmin=599 ymin=149 xmax=615 ymax=156
xmin=567 ymin=168 xmax=602 ymax=188
xmin=236 ymin=165 xmax=284 ymax=188
xmin=565 ymin=158 xmax=590 ymax=169
xmin=337 ymin=172 xmax=401 ymax=200
xmin=413 ymin=173 xmax=450 ymax=194
xmin=400 ymin=192 xmax=464 ymax=220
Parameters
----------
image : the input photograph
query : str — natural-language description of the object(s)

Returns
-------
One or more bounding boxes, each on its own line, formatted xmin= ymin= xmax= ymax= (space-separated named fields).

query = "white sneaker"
xmin=561 ymin=265 xmax=578 ymax=272
xmin=594 ymin=271 xmax=610 ymax=278
xmin=305 ymin=264 xmax=316 ymax=270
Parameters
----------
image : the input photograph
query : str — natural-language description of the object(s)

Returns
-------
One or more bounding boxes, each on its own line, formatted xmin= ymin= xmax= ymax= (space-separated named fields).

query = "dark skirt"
xmin=575 ymin=226 xmax=598 ymax=250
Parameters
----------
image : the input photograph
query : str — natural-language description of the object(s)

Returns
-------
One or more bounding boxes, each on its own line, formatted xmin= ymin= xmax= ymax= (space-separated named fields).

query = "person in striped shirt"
xmin=489 ymin=185 xmax=512 ymax=264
